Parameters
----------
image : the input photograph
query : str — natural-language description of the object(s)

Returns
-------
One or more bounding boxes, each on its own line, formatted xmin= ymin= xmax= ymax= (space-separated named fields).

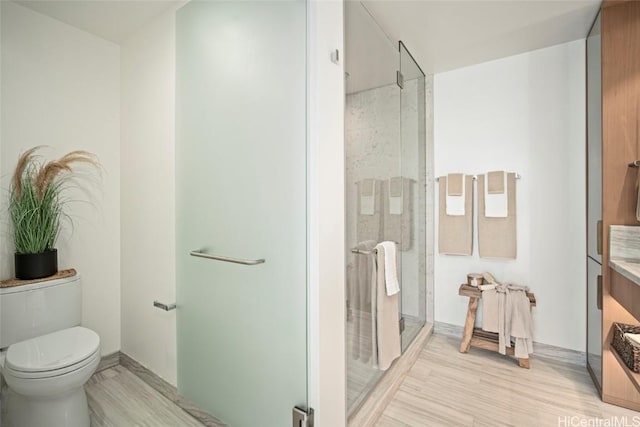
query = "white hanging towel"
xmin=376 ymin=241 xmax=400 ymax=296
xmin=484 ymin=171 xmax=508 ymax=218
xmin=445 ymin=173 xmax=466 ymax=216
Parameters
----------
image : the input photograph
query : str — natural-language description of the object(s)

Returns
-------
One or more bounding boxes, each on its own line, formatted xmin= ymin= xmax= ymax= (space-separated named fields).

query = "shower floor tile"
xmin=87 ymin=365 xmax=204 ymax=427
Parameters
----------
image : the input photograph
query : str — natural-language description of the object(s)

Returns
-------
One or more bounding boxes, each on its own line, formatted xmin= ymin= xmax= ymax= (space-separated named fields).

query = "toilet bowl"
xmin=0 ymin=326 xmax=100 ymax=427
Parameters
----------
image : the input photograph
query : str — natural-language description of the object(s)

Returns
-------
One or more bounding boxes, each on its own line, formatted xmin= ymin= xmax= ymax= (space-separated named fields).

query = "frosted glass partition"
xmin=175 ymin=2 xmax=308 ymax=426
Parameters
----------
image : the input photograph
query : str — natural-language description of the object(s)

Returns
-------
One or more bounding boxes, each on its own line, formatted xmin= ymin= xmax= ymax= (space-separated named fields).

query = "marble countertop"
xmin=610 ymin=259 xmax=640 ymax=287
xmin=610 ymin=225 xmax=640 ymax=287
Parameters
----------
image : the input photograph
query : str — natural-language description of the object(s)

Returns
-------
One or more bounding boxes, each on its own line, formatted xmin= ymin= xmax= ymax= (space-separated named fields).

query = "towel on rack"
xmin=371 ymin=244 xmax=401 ymax=370
xmin=383 ymin=177 xmax=413 ymax=250
xmin=478 ymin=173 xmax=517 ymax=259
xmin=447 ymin=173 xmax=464 ymax=196
xmin=357 ymin=179 xmax=383 ymax=243
xmin=389 ymin=177 xmax=404 ymax=214
xmin=446 ymin=173 xmax=466 ymax=216
xmin=487 ymin=171 xmax=505 ymax=194
xmin=376 ymin=241 xmax=400 ymax=296
xmin=438 ymin=175 xmax=473 ymax=255
xmin=348 ymin=240 xmax=377 ymax=363
xmin=484 ymin=171 xmax=508 ymax=218
xmin=360 ymin=179 xmax=376 ymax=215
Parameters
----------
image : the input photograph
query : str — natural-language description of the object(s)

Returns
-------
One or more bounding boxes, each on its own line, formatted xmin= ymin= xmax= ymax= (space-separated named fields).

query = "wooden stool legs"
xmin=459 ymin=297 xmax=478 ymax=353
xmin=458 ymin=291 xmax=531 ymax=369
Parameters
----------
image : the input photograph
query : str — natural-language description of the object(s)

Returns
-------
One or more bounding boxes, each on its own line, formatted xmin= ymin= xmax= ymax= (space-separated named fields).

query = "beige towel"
xmin=357 ymin=180 xmax=383 ymax=243
xmin=484 ymin=171 xmax=508 ymax=217
xmin=487 ymin=171 xmax=505 ymax=194
xmin=383 ymin=177 xmax=413 ymax=251
xmin=482 ymin=282 xmax=533 ymax=359
xmin=482 ymin=288 xmax=500 ymax=333
xmin=447 ymin=173 xmax=463 ymax=196
xmin=478 ymin=173 xmax=517 ymax=259
xmin=388 ymin=177 xmax=403 ymax=214
xmin=510 ymin=289 xmax=534 ymax=359
xmin=371 ymin=244 xmax=401 ymax=370
xmin=360 ymin=179 xmax=376 ymax=215
xmin=349 ymin=240 xmax=377 ymax=362
xmin=438 ymin=175 xmax=473 ymax=255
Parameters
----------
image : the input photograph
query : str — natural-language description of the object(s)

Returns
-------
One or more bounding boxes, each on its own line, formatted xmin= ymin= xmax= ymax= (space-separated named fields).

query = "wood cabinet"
xmin=587 ymin=0 xmax=640 ymax=411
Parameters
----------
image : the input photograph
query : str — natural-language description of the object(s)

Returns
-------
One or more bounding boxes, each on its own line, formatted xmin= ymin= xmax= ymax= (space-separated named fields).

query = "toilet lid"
xmin=6 ymin=326 xmax=100 ymax=373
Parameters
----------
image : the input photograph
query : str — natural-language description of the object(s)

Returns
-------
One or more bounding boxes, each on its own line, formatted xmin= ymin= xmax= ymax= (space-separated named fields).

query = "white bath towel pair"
xmin=445 ymin=171 xmax=509 ymax=218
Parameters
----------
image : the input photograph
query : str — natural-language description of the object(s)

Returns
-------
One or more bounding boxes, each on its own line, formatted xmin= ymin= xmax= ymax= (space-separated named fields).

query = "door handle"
xmin=597 ymin=275 xmax=602 ymax=310
xmin=597 ymin=220 xmax=603 ymax=255
xmin=190 ymin=249 xmax=265 ymax=265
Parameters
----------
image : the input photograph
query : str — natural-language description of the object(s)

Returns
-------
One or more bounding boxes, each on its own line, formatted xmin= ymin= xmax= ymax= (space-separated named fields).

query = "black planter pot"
xmin=15 ymin=249 xmax=58 ymax=280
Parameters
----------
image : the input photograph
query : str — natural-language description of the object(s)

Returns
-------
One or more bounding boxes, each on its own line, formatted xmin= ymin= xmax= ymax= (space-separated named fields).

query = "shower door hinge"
xmin=396 ymin=71 xmax=404 ymax=89
xmin=293 ymin=406 xmax=314 ymax=427
xmin=399 ymin=317 xmax=405 ymax=333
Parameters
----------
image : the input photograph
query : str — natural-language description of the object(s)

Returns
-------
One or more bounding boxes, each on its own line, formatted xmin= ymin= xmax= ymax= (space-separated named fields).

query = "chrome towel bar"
xmin=190 ymin=249 xmax=265 ymax=265
xmin=435 ymin=173 xmax=521 ymax=182
xmin=352 ymin=248 xmax=376 ymax=255
xmin=351 ymin=241 xmax=398 ymax=255
xmin=153 ymin=301 xmax=176 ymax=311
xmin=629 ymin=160 xmax=640 ymax=168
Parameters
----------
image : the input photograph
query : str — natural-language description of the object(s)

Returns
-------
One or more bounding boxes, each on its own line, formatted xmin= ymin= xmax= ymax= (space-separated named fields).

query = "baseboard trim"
xmin=434 ymin=321 xmax=587 ymax=367
xmin=348 ymin=322 xmax=434 ymax=427
xmin=119 ymin=353 xmax=226 ymax=427
xmin=96 ymin=351 xmax=120 ymax=373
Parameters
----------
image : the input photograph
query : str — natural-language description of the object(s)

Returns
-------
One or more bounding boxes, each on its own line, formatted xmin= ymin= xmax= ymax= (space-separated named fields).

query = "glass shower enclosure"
xmin=345 ymin=2 xmax=427 ymax=416
xmin=175 ymin=2 xmax=308 ymax=426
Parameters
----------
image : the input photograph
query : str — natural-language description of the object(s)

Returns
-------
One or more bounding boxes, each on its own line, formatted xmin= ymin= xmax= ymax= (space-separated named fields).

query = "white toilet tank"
xmin=0 ymin=275 xmax=82 ymax=349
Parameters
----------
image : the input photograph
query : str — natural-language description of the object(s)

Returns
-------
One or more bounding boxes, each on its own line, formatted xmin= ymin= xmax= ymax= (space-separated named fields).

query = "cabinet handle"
xmin=597 ymin=220 xmax=603 ymax=256
xmin=597 ymin=275 xmax=602 ymax=310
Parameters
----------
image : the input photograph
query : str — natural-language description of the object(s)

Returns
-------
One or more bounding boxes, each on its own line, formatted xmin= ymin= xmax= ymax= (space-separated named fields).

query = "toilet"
xmin=0 ymin=274 xmax=100 ymax=427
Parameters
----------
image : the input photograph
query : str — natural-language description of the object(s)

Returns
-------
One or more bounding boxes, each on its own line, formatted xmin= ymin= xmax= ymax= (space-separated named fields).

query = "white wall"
xmin=307 ymin=1 xmax=346 ymax=425
xmin=0 ymin=1 xmax=121 ymax=356
xmin=120 ymin=6 xmax=179 ymax=385
xmin=434 ymin=40 xmax=586 ymax=351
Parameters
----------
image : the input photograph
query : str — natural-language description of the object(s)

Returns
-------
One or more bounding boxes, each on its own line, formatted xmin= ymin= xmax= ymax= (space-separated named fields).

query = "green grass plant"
xmin=9 ymin=147 xmax=99 ymax=254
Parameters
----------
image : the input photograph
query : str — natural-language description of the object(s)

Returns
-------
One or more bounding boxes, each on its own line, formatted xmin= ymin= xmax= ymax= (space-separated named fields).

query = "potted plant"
xmin=9 ymin=147 xmax=100 ymax=280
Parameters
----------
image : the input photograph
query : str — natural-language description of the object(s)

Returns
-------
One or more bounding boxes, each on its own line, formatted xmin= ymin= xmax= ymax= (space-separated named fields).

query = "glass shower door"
xmin=399 ymin=42 xmax=426 ymax=351
xmin=175 ymin=2 xmax=307 ymax=426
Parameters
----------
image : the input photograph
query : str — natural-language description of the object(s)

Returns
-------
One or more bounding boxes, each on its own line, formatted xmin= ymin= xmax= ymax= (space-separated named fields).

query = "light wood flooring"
xmin=87 ymin=365 xmax=204 ymax=427
xmin=375 ymin=333 xmax=639 ymax=426
xmin=347 ymin=311 xmax=424 ymax=415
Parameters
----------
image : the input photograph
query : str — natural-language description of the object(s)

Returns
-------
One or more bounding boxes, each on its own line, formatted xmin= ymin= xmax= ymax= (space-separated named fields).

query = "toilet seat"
xmin=4 ymin=348 xmax=100 ymax=379
xmin=4 ymin=326 xmax=100 ymax=379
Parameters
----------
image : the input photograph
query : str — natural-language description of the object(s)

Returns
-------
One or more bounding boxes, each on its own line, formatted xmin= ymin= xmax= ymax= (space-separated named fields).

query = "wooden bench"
xmin=458 ymin=283 xmax=536 ymax=368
